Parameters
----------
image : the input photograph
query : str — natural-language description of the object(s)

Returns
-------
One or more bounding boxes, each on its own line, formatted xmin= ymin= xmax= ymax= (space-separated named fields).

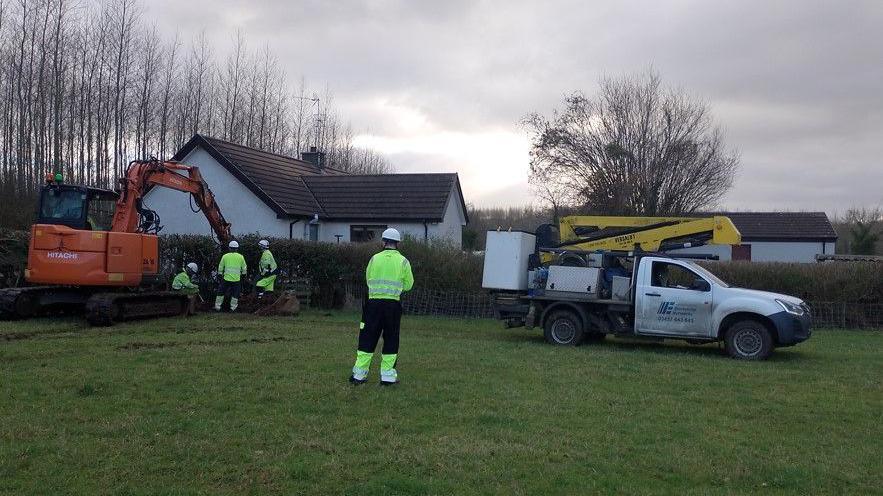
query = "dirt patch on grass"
xmin=117 ymin=335 xmax=295 ymax=351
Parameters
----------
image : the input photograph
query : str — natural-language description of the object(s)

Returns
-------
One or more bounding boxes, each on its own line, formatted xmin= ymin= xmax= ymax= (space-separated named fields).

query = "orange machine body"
xmin=23 ymin=159 xmax=229 ymax=290
xmin=26 ymin=224 xmax=159 ymax=287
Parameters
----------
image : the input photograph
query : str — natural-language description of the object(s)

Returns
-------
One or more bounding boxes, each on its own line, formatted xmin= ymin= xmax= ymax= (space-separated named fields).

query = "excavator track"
xmin=85 ymin=291 xmax=190 ymax=326
xmin=0 ymin=287 xmax=41 ymax=319
xmin=0 ymin=286 xmax=89 ymax=319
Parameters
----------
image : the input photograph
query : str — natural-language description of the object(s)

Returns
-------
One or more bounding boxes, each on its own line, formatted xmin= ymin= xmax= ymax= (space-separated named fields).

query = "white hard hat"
xmin=186 ymin=262 xmax=198 ymax=272
xmin=259 ymin=239 xmax=269 ymax=249
xmin=381 ymin=228 xmax=401 ymax=242
xmin=228 ymin=240 xmax=239 ymax=249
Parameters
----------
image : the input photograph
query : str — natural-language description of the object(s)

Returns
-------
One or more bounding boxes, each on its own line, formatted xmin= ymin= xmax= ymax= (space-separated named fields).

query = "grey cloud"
xmin=146 ymin=0 xmax=883 ymax=213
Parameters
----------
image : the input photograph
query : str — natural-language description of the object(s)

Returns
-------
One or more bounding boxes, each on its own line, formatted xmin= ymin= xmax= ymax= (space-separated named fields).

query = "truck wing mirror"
xmin=691 ymin=278 xmax=711 ymax=292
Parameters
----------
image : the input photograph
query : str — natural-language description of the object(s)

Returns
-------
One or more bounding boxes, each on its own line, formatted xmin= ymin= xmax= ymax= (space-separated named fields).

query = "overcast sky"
xmin=146 ymin=0 xmax=882 ymax=215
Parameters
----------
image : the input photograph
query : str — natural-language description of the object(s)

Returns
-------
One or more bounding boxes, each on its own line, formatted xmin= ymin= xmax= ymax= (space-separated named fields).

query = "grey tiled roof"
xmin=173 ymin=134 xmax=464 ymax=222
xmin=709 ymin=212 xmax=837 ymax=241
xmin=303 ymin=173 xmax=461 ymax=221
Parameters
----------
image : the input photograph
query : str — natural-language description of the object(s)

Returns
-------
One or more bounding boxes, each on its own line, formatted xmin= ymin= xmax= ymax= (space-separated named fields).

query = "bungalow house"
xmin=673 ymin=212 xmax=838 ymax=262
xmin=143 ymin=134 xmax=468 ymax=246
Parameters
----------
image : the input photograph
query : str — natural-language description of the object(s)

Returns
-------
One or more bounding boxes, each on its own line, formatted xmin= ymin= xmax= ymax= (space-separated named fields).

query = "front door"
xmin=636 ymin=261 xmax=713 ymax=337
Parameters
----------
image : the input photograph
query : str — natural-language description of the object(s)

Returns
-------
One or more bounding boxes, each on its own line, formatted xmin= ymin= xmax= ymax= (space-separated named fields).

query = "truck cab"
xmin=632 ymin=256 xmax=811 ymax=357
xmin=484 ymin=230 xmax=812 ymax=360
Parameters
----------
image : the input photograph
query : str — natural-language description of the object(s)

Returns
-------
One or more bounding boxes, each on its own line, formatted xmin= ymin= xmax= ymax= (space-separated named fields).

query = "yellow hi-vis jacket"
xmin=259 ymin=249 xmax=277 ymax=275
xmin=218 ymin=252 xmax=247 ymax=282
xmin=172 ymin=271 xmax=198 ymax=290
xmin=366 ymin=249 xmax=414 ymax=301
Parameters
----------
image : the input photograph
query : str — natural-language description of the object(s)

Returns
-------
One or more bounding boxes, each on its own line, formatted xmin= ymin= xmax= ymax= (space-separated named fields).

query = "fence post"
xmin=841 ymin=302 xmax=847 ymax=328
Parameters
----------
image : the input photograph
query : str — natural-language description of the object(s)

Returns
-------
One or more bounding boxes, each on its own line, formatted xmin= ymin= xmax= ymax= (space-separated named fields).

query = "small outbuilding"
xmin=144 ymin=134 xmax=468 ymax=247
xmin=673 ymin=212 xmax=838 ymax=262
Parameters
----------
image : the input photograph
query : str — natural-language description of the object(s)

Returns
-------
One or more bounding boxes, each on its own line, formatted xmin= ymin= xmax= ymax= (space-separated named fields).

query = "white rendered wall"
xmin=427 ymin=183 xmax=466 ymax=247
xmin=672 ymin=241 xmax=836 ymax=263
xmin=143 ymin=148 xmax=290 ymax=237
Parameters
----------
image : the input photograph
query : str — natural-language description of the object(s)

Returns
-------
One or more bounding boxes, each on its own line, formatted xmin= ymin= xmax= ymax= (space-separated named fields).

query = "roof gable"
xmin=173 ymin=134 xmax=342 ymax=217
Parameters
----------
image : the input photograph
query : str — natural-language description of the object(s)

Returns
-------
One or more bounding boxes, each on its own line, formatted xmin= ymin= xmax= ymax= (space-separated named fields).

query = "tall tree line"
xmin=0 ymin=0 xmax=389 ymax=203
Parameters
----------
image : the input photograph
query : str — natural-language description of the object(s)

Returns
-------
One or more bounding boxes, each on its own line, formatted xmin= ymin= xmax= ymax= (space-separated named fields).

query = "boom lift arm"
xmin=111 ymin=159 xmax=232 ymax=245
xmin=551 ymin=215 xmax=741 ymax=253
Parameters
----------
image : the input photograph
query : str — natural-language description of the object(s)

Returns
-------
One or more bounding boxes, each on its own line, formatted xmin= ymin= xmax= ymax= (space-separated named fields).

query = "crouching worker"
xmin=255 ymin=239 xmax=278 ymax=298
xmin=350 ymin=228 xmax=414 ymax=386
xmin=172 ymin=262 xmax=200 ymax=295
xmin=214 ymin=240 xmax=247 ymax=312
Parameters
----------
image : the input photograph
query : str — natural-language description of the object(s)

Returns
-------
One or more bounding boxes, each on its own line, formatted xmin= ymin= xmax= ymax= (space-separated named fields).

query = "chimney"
xmin=301 ymin=146 xmax=326 ymax=172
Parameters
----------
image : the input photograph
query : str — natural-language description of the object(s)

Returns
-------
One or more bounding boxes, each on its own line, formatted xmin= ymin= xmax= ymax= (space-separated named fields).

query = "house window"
xmin=308 ymin=223 xmax=319 ymax=242
xmin=350 ymin=225 xmax=387 ymax=243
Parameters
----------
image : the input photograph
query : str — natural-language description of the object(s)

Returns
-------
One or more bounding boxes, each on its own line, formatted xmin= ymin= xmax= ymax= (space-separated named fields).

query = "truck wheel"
xmin=543 ymin=310 xmax=584 ymax=346
xmin=724 ymin=320 xmax=773 ymax=360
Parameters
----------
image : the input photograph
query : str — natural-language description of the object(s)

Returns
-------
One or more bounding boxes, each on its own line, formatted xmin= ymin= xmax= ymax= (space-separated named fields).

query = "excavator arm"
xmin=110 ymin=159 xmax=232 ymax=245
xmin=552 ymin=215 xmax=741 ymax=253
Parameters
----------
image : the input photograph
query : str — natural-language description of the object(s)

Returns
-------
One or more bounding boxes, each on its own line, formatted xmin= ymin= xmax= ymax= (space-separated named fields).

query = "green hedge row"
xmin=698 ymin=261 xmax=883 ymax=304
xmin=158 ymin=234 xmax=483 ymax=294
xmin=2 ymin=228 xmax=881 ymax=305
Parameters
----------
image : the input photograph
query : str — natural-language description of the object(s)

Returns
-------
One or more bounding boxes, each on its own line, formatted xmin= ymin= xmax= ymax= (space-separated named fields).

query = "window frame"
xmin=350 ymin=224 xmax=388 ymax=243
xmin=650 ymin=260 xmax=709 ymax=291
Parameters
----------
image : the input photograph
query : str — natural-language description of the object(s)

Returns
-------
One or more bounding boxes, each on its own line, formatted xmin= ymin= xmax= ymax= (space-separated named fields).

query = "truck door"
xmin=636 ymin=260 xmax=713 ymax=337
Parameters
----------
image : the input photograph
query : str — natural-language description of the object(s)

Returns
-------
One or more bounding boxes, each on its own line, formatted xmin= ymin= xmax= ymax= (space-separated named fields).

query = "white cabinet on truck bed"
xmin=482 ymin=231 xmax=537 ymax=291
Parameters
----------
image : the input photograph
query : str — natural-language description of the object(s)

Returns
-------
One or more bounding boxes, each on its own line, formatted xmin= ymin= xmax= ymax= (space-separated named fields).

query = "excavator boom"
xmin=113 ymin=160 xmax=232 ymax=244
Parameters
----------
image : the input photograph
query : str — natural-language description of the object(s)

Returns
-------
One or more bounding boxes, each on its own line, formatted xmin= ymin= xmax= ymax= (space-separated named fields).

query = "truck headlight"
xmin=776 ymin=299 xmax=805 ymax=316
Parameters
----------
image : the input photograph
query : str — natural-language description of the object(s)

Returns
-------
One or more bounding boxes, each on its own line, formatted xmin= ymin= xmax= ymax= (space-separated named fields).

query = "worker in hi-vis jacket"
xmin=349 ymin=228 xmax=414 ymax=386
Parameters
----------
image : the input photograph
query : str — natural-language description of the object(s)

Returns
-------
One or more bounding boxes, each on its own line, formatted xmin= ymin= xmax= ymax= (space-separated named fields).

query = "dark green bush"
xmin=699 ymin=261 xmax=883 ymax=303
xmin=4 ymin=228 xmax=881 ymax=306
xmin=0 ymin=228 xmax=30 ymax=286
xmin=159 ymin=234 xmax=484 ymax=306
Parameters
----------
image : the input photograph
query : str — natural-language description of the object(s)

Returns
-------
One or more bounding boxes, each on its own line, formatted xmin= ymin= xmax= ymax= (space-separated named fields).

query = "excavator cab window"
xmin=38 ymin=185 xmax=118 ymax=230
xmin=38 ymin=186 xmax=88 ymax=228
xmin=85 ymin=191 xmax=116 ymax=231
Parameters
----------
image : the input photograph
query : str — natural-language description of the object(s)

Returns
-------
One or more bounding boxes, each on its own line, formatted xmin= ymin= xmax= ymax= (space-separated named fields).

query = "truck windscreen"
xmin=686 ymin=261 xmax=730 ymax=288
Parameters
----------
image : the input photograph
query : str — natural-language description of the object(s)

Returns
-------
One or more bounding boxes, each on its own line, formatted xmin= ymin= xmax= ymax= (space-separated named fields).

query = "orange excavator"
xmin=0 ymin=159 xmax=232 ymax=325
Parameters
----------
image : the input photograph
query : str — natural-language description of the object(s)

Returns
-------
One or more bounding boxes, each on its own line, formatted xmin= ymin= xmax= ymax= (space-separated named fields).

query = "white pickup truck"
xmin=483 ymin=231 xmax=812 ymax=360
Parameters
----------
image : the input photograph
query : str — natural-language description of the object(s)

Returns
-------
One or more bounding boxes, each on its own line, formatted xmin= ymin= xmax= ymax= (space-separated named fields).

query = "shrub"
xmin=699 ymin=261 xmax=883 ymax=303
xmin=159 ymin=234 xmax=484 ymax=306
xmin=4 ymin=228 xmax=881 ymax=306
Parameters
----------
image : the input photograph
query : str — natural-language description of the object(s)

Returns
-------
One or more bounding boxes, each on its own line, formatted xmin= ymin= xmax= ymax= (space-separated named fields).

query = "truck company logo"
xmin=47 ymin=251 xmax=78 ymax=260
xmin=658 ymin=301 xmax=675 ymax=315
xmin=656 ymin=301 xmax=698 ymax=323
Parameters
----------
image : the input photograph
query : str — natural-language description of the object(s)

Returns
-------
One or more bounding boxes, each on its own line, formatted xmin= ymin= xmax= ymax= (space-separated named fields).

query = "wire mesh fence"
xmin=343 ymin=283 xmax=495 ymax=319
xmin=342 ymin=283 xmax=883 ymax=329
xmin=806 ymin=301 xmax=883 ymax=329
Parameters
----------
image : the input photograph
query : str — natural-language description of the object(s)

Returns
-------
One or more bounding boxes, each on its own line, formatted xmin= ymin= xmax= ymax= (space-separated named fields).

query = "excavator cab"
xmin=37 ymin=179 xmax=117 ymax=231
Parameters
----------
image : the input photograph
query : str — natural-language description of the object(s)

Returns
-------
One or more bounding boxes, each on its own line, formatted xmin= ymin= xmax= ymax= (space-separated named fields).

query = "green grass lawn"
xmin=1 ymin=312 xmax=881 ymax=495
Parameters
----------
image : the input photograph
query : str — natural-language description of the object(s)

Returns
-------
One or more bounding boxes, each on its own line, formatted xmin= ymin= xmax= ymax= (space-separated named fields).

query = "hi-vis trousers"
xmin=352 ymin=299 xmax=402 ymax=383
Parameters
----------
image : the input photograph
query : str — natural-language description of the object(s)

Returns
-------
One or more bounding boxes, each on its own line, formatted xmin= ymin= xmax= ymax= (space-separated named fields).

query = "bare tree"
xmin=525 ymin=70 xmax=739 ymax=216
xmin=844 ymin=207 xmax=882 ymax=255
xmin=0 ymin=0 xmax=391 ymax=230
